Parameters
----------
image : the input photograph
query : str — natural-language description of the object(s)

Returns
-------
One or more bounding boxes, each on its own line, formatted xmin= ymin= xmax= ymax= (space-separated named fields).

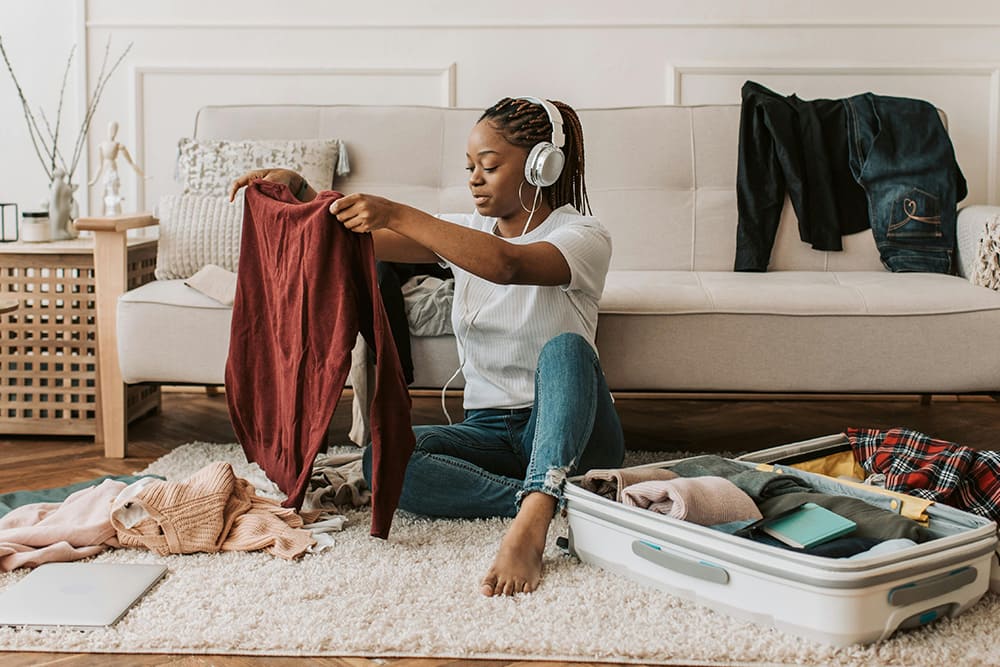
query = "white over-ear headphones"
xmin=517 ymin=96 xmax=566 ymax=188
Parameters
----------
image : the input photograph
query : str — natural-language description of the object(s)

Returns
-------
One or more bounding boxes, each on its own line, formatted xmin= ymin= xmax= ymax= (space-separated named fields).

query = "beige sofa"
xmin=80 ymin=103 xmax=1000 ymax=458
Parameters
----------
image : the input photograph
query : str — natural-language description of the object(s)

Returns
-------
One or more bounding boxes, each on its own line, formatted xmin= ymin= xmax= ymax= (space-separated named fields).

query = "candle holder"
xmin=0 ymin=202 xmax=18 ymax=242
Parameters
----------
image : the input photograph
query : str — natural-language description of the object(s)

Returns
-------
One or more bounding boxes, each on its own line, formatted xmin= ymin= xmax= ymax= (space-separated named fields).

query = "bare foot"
xmin=481 ymin=492 xmax=556 ymax=596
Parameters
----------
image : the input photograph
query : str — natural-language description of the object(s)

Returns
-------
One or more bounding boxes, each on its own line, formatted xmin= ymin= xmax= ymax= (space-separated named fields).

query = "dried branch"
xmin=51 ymin=44 xmax=76 ymax=174
xmin=39 ymin=108 xmax=72 ymax=174
xmin=0 ymin=34 xmax=54 ymax=179
xmin=67 ymin=37 xmax=112 ymax=183
xmin=68 ymin=38 xmax=133 ymax=183
xmin=0 ymin=34 xmax=132 ymax=188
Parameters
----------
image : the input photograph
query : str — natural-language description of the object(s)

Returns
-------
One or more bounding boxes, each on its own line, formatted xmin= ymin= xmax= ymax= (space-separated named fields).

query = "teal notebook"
xmin=759 ymin=502 xmax=857 ymax=549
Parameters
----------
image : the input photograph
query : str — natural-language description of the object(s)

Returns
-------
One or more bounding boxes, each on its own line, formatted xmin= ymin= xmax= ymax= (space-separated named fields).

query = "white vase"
xmin=47 ymin=169 xmax=78 ymax=241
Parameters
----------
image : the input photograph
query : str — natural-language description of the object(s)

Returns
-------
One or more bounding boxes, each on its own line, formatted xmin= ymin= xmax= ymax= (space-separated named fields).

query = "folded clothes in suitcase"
xmin=564 ymin=433 xmax=999 ymax=647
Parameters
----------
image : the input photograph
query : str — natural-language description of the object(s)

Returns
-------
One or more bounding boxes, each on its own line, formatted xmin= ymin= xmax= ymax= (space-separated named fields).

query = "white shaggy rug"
xmin=1 ymin=442 xmax=999 ymax=666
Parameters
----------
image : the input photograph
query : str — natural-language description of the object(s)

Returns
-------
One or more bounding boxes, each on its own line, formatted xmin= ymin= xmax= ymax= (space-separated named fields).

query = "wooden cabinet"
xmin=0 ymin=237 xmax=160 ymax=437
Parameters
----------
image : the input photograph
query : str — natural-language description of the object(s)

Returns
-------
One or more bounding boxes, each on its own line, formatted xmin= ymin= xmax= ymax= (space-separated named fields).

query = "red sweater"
xmin=225 ymin=180 xmax=415 ymax=538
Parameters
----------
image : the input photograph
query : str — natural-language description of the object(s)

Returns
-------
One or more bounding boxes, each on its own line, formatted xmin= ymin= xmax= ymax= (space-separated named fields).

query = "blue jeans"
xmin=843 ymin=93 xmax=967 ymax=273
xmin=361 ymin=332 xmax=625 ymax=518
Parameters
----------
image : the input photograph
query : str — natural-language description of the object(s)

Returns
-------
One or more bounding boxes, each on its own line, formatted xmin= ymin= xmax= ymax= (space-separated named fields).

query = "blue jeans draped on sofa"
xmin=843 ymin=93 xmax=967 ymax=273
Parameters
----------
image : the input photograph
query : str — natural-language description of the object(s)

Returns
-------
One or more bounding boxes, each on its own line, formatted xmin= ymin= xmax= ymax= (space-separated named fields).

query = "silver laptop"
xmin=0 ymin=562 xmax=167 ymax=628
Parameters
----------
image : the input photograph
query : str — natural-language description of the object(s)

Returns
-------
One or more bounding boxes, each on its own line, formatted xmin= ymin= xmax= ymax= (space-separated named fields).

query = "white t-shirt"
xmin=438 ymin=204 xmax=612 ymax=410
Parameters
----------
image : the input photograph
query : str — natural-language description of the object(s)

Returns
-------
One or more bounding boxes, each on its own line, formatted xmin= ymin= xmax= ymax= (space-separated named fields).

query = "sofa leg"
xmin=919 ymin=394 xmax=932 ymax=406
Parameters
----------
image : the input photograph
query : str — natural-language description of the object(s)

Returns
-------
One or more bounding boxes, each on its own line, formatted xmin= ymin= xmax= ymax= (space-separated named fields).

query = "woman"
xmin=230 ymin=97 xmax=625 ymax=596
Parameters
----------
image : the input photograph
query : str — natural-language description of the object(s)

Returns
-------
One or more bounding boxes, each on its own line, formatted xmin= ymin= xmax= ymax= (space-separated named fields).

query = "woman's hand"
xmin=330 ymin=193 xmax=397 ymax=234
xmin=228 ymin=168 xmax=304 ymax=202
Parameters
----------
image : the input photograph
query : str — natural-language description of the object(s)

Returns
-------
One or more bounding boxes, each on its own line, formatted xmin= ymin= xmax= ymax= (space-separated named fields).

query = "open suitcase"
xmin=563 ymin=433 xmax=999 ymax=646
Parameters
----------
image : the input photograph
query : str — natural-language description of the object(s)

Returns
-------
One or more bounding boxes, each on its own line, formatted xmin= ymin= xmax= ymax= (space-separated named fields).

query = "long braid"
xmin=479 ymin=97 xmax=590 ymax=215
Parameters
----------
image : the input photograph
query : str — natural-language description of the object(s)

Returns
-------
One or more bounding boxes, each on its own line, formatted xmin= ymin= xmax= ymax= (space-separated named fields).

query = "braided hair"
xmin=478 ymin=97 xmax=590 ymax=215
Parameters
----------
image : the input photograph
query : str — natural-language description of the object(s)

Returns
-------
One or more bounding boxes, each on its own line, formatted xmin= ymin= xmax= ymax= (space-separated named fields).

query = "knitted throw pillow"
xmin=175 ymin=137 xmax=348 ymax=196
xmin=154 ymin=194 xmax=244 ymax=280
xmin=971 ymin=214 xmax=1000 ymax=290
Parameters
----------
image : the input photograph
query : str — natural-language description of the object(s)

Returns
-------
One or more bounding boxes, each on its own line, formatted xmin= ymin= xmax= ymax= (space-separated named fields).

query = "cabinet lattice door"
xmin=1 ymin=238 xmax=160 ymax=436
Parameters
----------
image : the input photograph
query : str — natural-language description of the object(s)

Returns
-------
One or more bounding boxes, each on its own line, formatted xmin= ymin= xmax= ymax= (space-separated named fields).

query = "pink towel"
xmin=0 ymin=479 xmax=126 ymax=571
xmin=621 ymin=476 xmax=763 ymax=526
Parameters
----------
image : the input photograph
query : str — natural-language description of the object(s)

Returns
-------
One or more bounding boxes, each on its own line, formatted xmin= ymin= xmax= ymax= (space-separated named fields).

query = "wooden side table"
xmin=0 ymin=237 xmax=161 ymax=437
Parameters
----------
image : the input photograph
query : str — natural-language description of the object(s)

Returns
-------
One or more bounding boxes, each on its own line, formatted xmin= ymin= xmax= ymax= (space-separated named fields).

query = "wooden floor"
xmin=1 ymin=389 xmax=999 ymax=666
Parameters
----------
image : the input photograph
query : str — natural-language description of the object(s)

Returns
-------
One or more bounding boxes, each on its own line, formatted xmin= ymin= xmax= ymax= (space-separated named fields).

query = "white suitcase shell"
xmin=564 ymin=433 xmax=998 ymax=646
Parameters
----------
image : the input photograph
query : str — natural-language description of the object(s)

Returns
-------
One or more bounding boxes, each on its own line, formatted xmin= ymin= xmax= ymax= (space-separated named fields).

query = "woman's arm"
xmin=332 ymin=194 xmax=571 ymax=286
xmin=370 ymin=228 xmax=442 ymax=264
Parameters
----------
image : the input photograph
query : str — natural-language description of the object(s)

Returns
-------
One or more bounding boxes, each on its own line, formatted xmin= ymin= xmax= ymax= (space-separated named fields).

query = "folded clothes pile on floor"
xmin=0 ymin=453 xmax=370 ymax=572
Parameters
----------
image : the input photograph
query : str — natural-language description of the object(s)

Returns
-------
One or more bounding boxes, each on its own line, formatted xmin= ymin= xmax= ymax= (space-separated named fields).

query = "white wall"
xmin=0 ymin=0 xmax=82 ymax=225
xmin=2 ymin=0 xmax=1000 ymax=218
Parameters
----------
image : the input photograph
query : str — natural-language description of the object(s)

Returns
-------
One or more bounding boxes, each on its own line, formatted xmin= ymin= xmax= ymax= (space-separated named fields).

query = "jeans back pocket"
xmin=887 ymin=187 xmax=942 ymax=240
xmin=882 ymin=247 xmax=952 ymax=274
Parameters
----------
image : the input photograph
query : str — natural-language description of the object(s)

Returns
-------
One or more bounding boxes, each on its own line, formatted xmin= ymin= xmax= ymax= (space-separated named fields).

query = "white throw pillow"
xmin=175 ymin=138 xmax=347 ymax=196
xmin=154 ymin=194 xmax=244 ymax=280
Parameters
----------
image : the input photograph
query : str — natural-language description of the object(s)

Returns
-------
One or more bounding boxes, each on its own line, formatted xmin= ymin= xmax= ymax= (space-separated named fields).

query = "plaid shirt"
xmin=847 ymin=427 xmax=1000 ymax=523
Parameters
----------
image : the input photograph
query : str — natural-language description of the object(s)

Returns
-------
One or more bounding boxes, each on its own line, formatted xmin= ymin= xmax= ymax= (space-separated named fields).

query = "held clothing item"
xmin=736 ymin=81 xmax=870 ymax=271
xmin=226 ymin=180 xmax=415 ymax=539
xmin=843 ymin=93 xmax=967 ymax=273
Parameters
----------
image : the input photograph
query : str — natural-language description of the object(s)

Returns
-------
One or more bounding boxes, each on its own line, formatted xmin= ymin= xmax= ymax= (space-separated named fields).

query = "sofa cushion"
xmin=176 ymin=137 xmax=345 ymax=196
xmin=409 ymin=335 xmax=463 ymax=389
xmin=601 ymin=270 xmax=1000 ymax=316
xmin=597 ymin=270 xmax=1000 ymax=393
xmin=117 ymin=280 xmax=233 ymax=384
xmin=154 ymin=194 xmax=243 ymax=280
xmin=121 ymin=270 xmax=1000 ymax=392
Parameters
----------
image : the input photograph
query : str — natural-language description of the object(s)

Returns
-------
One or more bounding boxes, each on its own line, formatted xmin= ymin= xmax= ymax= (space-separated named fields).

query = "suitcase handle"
xmin=888 ymin=566 xmax=977 ymax=607
xmin=632 ymin=540 xmax=730 ymax=585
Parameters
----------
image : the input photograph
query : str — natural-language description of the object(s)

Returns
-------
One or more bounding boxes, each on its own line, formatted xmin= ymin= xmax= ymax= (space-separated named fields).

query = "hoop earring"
xmin=518 ymin=180 xmax=541 ymax=214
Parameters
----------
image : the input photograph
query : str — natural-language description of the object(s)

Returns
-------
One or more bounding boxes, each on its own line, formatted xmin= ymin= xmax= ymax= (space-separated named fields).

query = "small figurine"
xmin=88 ymin=121 xmax=144 ymax=217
